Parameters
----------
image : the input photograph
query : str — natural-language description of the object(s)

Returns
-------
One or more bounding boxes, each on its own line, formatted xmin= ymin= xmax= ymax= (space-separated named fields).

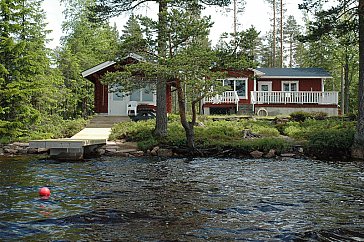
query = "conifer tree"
xmin=0 ymin=0 xmax=59 ymax=139
xmin=92 ymin=0 xmax=232 ymax=137
xmin=58 ymin=0 xmax=120 ymax=118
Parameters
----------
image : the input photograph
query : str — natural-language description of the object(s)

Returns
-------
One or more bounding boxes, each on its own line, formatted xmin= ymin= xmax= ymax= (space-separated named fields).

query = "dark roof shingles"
xmin=256 ymin=68 xmax=331 ymax=78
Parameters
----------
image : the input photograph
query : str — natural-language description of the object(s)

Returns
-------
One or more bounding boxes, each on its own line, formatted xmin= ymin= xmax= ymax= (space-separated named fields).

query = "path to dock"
xmin=30 ymin=116 xmax=132 ymax=159
xmin=80 ymin=115 xmax=131 ymax=143
xmin=71 ymin=128 xmax=112 ymax=141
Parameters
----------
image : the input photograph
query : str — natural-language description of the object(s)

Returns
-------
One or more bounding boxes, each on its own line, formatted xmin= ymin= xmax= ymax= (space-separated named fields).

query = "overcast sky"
xmin=42 ymin=0 xmax=304 ymax=49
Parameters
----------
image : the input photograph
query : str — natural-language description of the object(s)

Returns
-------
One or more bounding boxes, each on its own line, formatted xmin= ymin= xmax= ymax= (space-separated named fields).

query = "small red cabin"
xmin=82 ymin=53 xmax=173 ymax=116
xmin=202 ymin=67 xmax=338 ymax=116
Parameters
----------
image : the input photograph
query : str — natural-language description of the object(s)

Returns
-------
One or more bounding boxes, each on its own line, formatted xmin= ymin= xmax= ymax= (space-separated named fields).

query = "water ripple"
xmin=0 ymin=156 xmax=363 ymax=241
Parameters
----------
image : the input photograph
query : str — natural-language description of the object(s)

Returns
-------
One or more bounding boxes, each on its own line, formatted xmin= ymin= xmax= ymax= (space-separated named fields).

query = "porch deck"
xmin=251 ymin=91 xmax=338 ymax=105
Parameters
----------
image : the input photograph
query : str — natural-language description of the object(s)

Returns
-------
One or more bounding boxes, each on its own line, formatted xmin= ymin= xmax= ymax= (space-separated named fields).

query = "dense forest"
xmin=0 ymin=0 xmax=361 ymax=149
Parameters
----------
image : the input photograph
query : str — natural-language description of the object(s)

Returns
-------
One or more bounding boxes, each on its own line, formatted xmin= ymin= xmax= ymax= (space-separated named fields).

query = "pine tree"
xmin=119 ymin=14 xmax=148 ymax=57
xmin=0 ymin=0 xmax=59 ymax=139
xmin=58 ymin=0 xmax=120 ymax=118
xmin=284 ymin=15 xmax=301 ymax=67
xmin=92 ymin=0 xmax=232 ymax=137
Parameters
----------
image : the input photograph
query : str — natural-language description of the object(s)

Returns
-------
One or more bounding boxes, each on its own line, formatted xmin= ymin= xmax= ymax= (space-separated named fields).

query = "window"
xmin=258 ymin=81 xmax=272 ymax=92
xmin=130 ymin=90 xmax=140 ymax=101
xmin=282 ymin=81 xmax=299 ymax=91
xmin=235 ymin=79 xmax=247 ymax=98
xmin=110 ymin=85 xmax=123 ymax=101
xmin=223 ymin=79 xmax=235 ymax=91
xmin=129 ymin=85 xmax=155 ymax=102
xmin=142 ymin=85 xmax=154 ymax=102
xmin=261 ymin=85 xmax=269 ymax=91
xmin=223 ymin=78 xmax=247 ymax=99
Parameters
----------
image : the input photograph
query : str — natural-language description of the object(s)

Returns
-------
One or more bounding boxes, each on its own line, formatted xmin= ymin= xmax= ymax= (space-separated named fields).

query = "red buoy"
xmin=39 ymin=187 xmax=51 ymax=197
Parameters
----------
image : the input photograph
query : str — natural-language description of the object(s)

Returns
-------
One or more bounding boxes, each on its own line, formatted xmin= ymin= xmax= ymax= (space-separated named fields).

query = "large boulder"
xmin=264 ymin=149 xmax=276 ymax=158
xmin=157 ymin=148 xmax=173 ymax=157
xmin=250 ymin=150 xmax=263 ymax=159
xmin=150 ymin=146 xmax=159 ymax=156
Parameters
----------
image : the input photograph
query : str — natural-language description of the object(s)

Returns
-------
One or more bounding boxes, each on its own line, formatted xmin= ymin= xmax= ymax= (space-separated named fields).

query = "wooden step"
xmin=87 ymin=115 xmax=130 ymax=128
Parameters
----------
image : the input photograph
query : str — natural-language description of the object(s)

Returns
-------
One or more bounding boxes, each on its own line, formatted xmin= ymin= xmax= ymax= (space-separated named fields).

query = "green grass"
xmin=110 ymin=113 xmax=356 ymax=159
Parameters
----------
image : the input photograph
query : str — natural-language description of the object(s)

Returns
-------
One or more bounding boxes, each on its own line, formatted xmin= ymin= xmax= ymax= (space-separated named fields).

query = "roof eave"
xmin=81 ymin=53 xmax=146 ymax=78
xmin=81 ymin=61 xmax=116 ymax=78
xmin=258 ymin=76 xmax=333 ymax=79
xmin=248 ymin=68 xmax=265 ymax=76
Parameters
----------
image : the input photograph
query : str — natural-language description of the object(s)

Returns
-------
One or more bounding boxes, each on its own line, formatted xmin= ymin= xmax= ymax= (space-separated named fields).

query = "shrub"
xmin=252 ymin=126 xmax=280 ymax=137
xmin=306 ymin=127 xmax=355 ymax=159
xmin=138 ymin=137 xmax=159 ymax=151
xmin=1 ymin=115 xmax=88 ymax=143
xmin=231 ymin=137 xmax=290 ymax=154
xmin=283 ymin=125 xmax=304 ymax=139
xmin=290 ymin=111 xmax=311 ymax=122
xmin=59 ymin=119 xmax=88 ymax=138
xmin=110 ymin=119 xmax=155 ymax=141
xmin=311 ymin=112 xmax=328 ymax=120
xmin=163 ymin=123 xmax=186 ymax=147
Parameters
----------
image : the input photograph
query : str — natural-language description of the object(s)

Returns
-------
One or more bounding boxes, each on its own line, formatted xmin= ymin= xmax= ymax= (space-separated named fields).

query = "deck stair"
xmin=238 ymin=104 xmax=254 ymax=115
xmin=87 ymin=115 xmax=130 ymax=128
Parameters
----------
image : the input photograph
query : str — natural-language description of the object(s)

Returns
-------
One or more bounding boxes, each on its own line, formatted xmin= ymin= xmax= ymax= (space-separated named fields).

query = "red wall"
xmin=259 ymin=78 xmax=322 ymax=91
xmin=94 ymin=80 xmax=108 ymax=113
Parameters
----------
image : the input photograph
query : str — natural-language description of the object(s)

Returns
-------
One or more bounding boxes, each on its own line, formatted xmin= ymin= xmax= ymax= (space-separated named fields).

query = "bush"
xmin=307 ymin=127 xmax=355 ymax=159
xmin=109 ymin=115 xmax=356 ymax=159
xmin=110 ymin=119 xmax=155 ymax=141
xmin=290 ymin=111 xmax=328 ymax=122
xmin=60 ymin=119 xmax=88 ymax=138
xmin=283 ymin=125 xmax=304 ymax=139
xmin=0 ymin=115 xmax=88 ymax=143
xmin=252 ymin=126 xmax=280 ymax=137
xmin=311 ymin=112 xmax=328 ymax=120
xmin=235 ymin=137 xmax=290 ymax=153
xmin=290 ymin=111 xmax=311 ymax=122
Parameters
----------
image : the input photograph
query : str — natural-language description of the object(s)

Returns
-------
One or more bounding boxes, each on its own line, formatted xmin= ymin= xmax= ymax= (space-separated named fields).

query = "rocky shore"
xmin=0 ymin=142 xmax=48 ymax=156
xmin=0 ymin=140 xmax=306 ymax=160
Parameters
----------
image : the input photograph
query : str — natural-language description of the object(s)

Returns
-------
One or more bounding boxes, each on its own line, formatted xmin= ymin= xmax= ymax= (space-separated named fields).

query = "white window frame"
xmin=222 ymin=78 xmax=248 ymax=99
xmin=129 ymin=85 xmax=156 ymax=103
xmin=282 ymin=81 xmax=299 ymax=92
xmin=258 ymin=81 xmax=272 ymax=92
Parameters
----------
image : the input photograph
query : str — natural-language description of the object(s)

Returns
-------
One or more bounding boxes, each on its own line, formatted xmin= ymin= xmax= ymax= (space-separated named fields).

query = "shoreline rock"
xmin=0 ymin=142 xmax=49 ymax=157
xmin=0 ymin=141 xmax=348 ymax=161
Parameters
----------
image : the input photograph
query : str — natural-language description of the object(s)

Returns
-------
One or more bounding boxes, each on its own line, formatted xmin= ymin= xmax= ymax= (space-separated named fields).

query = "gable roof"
xmin=257 ymin=68 xmax=332 ymax=79
xmin=81 ymin=53 xmax=146 ymax=78
xmin=81 ymin=61 xmax=116 ymax=78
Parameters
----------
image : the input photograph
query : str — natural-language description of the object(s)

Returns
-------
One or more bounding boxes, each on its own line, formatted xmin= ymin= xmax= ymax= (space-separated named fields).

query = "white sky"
xmin=42 ymin=0 xmax=305 ymax=49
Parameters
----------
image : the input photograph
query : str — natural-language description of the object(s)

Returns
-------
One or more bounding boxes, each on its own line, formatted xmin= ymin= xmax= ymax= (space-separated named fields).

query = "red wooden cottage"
xmin=82 ymin=53 xmax=173 ymax=116
xmin=82 ymin=54 xmax=338 ymax=117
xmin=202 ymin=67 xmax=338 ymax=116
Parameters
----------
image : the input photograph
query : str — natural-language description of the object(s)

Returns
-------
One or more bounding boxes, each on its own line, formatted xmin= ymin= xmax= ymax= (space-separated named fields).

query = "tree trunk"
xmin=154 ymin=0 xmax=168 ymax=137
xmin=344 ymin=61 xmax=350 ymax=114
xmin=272 ymin=0 xmax=276 ymax=67
xmin=175 ymin=79 xmax=195 ymax=149
xmin=289 ymin=35 xmax=293 ymax=67
xmin=280 ymin=0 xmax=283 ymax=67
xmin=352 ymin=0 xmax=364 ymax=159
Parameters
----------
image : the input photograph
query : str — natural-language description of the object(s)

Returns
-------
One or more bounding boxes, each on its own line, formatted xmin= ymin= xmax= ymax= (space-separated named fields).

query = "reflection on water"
xmin=0 ymin=156 xmax=363 ymax=241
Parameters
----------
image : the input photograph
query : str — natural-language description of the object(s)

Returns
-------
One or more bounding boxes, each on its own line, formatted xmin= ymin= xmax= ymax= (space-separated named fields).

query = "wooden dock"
xmin=30 ymin=138 xmax=107 ymax=160
xmin=29 ymin=116 xmax=129 ymax=160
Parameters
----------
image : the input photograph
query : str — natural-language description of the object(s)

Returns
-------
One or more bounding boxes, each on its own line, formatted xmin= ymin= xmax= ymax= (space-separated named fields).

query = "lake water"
xmin=0 ymin=156 xmax=363 ymax=241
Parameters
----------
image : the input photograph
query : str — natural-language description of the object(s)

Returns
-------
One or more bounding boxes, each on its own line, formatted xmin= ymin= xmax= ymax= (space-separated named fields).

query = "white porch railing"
xmin=203 ymin=91 xmax=239 ymax=111
xmin=251 ymin=91 xmax=339 ymax=105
